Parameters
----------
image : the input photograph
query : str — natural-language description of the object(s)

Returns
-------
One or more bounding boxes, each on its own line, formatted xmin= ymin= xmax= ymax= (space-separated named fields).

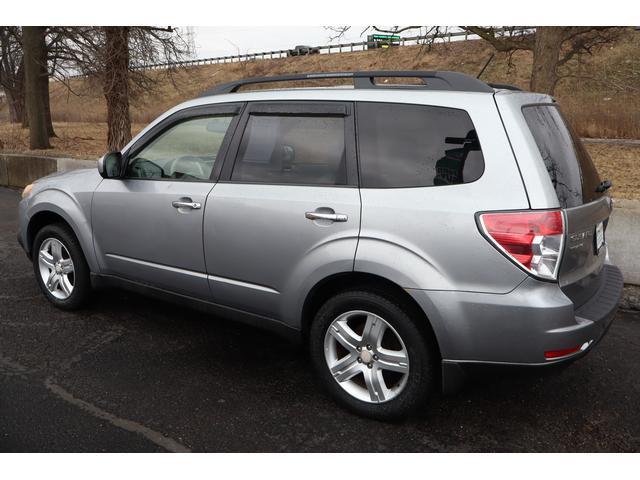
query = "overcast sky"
xmin=190 ymin=26 xmax=427 ymax=58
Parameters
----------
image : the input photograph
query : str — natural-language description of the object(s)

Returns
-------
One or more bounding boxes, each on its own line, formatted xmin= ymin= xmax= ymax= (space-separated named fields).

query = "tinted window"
xmin=357 ymin=102 xmax=484 ymax=188
xmin=522 ymin=105 xmax=602 ymax=208
xmin=126 ymin=115 xmax=233 ymax=181
xmin=232 ymin=114 xmax=347 ymax=185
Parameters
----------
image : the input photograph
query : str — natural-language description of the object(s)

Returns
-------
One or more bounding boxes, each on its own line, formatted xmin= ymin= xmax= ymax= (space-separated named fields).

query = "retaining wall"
xmin=0 ymin=153 xmax=95 ymax=189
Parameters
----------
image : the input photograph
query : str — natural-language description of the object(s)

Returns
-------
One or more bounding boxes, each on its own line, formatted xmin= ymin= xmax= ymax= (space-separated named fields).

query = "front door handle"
xmin=305 ymin=211 xmax=348 ymax=222
xmin=172 ymin=200 xmax=201 ymax=210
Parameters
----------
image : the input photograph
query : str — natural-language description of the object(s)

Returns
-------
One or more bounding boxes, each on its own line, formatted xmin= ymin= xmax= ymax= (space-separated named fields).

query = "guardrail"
xmin=68 ymin=27 xmax=533 ymax=78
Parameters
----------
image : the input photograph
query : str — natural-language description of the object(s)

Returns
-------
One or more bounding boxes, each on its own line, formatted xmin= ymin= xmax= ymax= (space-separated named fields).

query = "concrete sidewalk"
xmin=608 ymin=199 xmax=640 ymax=285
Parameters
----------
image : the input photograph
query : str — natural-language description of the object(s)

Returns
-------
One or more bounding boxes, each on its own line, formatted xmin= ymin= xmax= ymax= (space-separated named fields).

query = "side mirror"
xmin=98 ymin=152 xmax=123 ymax=178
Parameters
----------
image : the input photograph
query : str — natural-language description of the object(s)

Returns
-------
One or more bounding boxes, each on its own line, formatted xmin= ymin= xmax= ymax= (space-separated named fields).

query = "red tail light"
xmin=479 ymin=210 xmax=564 ymax=280
xmin=544 ymin=345 xmax=581 ymax=360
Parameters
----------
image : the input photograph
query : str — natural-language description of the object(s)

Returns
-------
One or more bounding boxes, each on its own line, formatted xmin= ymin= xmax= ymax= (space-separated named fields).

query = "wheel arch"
xmin=26 ymin=203 xmax=97 ymax=273
xmin=28 ymin=210 xmax=69 ymax=252
xmin=300 ymin=271 xmax=442 ymax=359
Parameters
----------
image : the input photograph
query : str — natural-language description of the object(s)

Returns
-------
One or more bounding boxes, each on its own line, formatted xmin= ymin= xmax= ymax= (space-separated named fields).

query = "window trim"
xmin=354 ymin=101 xmax=486 ymax=189
xmin=218 ymin=101 xmax=358 ymax=187
xmin=121 ymin=102 xmax=245 ymax=183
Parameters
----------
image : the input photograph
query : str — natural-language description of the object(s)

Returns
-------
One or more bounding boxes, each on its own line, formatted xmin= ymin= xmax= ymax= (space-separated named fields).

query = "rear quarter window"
xmin=356 ymin=102 xmax=485 ymax=188
xmin=522 ymin=104 xmax=602 ymax=208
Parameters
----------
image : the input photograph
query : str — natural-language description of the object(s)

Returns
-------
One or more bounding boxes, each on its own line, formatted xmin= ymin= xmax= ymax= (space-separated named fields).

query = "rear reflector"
xmin=479 ymin=210 xmax=564 ymax=280
xmin=544 ymin=345 xmax=581 ymax=359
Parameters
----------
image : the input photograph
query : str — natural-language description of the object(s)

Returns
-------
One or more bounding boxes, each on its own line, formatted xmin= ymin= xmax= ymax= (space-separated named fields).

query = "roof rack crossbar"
xmin=198 ymin=71 xmax=495 ymax=97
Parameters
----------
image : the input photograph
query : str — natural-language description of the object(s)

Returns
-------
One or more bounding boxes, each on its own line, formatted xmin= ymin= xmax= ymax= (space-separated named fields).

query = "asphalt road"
xmin=1 ymin=186 xmax=638 ymax=452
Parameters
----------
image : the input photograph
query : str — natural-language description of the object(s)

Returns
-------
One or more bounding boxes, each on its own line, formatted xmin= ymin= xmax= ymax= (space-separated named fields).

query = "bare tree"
xmin=22 ymin=26 xmax=50 ymax=149
xmin=325 ymin=26 xmax=625 ymax=95
xmin=0 ymin=27 xmax=26 ymax=125
xmin=325 ymin=26 xmax=352 ymax=42
xmin=1 ymin=26 xmax=59 ymax=135
xmin=49 ymin=26 xmax=192 ymax=151
xmin=462 ymin=26 xmax=624 ymax=94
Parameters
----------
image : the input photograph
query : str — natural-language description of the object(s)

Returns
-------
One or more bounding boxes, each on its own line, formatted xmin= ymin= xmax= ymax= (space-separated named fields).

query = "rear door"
xmin=203 ymin=101 xmax=360 ymax=321
xmin=521 ymin=104 xmax=611 ymax=307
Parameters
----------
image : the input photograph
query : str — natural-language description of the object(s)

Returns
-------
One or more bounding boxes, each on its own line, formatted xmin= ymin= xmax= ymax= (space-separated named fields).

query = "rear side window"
xmin=522 ymin=105 xmax=602 ymax=208
xmin=232 ymin=114 xmax=347 ymax=185
xmin=356 ymin=102 xmax=484 ymax=188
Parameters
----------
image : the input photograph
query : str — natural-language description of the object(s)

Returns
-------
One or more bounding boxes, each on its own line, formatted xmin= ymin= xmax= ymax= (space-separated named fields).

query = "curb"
xmin=621 ymin=285 xmax=640 ymax=311
xmin=0 ymin=153 xmax=94 ymax=189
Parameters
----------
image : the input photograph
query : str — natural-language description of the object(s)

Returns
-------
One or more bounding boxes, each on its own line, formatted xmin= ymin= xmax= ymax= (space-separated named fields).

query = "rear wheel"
xmin=309 ymin=290 xmax=436 ymax=420
xmin=32 ymin=223 xmax=91 ymax=310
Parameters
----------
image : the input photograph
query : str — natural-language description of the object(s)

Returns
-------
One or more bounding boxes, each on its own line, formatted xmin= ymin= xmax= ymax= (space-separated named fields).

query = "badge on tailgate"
xmin=595 ymin=221 xmax=605 ymax=254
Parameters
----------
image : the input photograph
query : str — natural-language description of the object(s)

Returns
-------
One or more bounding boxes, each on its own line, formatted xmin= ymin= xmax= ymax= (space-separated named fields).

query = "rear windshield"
xmin=522 ymin=105 xmax=602 ymax=208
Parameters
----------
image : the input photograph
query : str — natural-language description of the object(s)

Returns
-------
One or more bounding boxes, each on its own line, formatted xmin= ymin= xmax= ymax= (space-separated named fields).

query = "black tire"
xmin=309 ymin=290 xmax=436 ymax=420
xmin=32 ymin=223 xmax=92 ymax=310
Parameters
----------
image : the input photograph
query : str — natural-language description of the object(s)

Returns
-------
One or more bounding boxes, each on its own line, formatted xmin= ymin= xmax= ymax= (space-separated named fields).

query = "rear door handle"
xmin=172 ymin=200 xmax=201 ymax=210
xmin=305 ymin=212 xmax=348 ymax=222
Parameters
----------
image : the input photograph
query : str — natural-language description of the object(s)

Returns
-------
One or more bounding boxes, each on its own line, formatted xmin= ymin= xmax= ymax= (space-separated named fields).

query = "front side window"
xmin=231 ymin=114 xmax=347 ymax=185
xmin=357 ymin=102 xmax=485 ymax=188
xmin=126 ymin=115 xmax=234 ymax=181
xmin=522 ymin=105 xmax=602 ymax=208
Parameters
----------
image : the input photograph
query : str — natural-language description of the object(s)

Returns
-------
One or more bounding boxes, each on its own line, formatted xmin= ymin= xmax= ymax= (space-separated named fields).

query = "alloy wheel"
xmin=324 ymin=310 xmax=410 ymax=403
xmin=38 ymin=237 xmax=75 ymax=300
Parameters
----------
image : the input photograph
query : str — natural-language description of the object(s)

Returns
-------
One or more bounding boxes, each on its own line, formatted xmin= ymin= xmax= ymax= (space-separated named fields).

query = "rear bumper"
xmin=407 ymin=264 xmax=623 ymax=392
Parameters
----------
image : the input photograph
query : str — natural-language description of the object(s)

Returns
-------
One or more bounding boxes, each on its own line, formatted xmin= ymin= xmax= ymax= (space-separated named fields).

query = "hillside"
xmin=30 ymin=28 xmax=639 ymax=138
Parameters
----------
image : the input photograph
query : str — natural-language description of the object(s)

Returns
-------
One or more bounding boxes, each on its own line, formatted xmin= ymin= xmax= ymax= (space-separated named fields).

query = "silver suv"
xmin=17 ymin=71 xmax=623 ymax=419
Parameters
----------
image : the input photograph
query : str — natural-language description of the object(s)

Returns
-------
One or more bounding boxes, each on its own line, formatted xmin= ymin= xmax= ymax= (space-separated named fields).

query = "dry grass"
xmin=586 ymin=143 xmax=640 ymax=200
xmin=0 ymin=122 xmax=146 ymax=159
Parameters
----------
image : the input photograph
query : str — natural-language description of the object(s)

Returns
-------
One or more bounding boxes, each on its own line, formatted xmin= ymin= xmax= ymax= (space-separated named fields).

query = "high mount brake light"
xmin=479 ymin=210 xmax=565 ymax=281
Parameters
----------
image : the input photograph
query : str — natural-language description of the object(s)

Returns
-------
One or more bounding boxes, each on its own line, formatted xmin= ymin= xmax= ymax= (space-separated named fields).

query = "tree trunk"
xmin=6 ymin=87 xmax=25 ymax=124
xmin=530 ymin=26 xmax=564 ymax=95
xmin=39 ymin=41 xmax=56 ymax=137
xmin=20 ymin=59 xmax=28 ymax=127
xmin=42 ymin=75 xmax=55 ymax=136
xmin=1 ymin=59 xmax=26 ymax=125
xmin=22 ymin=26 xmax=50 ymax=149
xmin=103 ymin=27 xmax=131 ymax=151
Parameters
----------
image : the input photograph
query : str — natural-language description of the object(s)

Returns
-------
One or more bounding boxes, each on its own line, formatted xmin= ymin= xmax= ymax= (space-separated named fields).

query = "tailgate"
xmin=518 ymin=103 xmax=613 ymax=308
xmin=560 ymin=197 xmax=612 ymax=308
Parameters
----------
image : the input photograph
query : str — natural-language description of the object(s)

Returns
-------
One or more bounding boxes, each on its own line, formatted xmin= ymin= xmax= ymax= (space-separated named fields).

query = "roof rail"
xmin=488 ymin=82 xmax=523 ymax=91
xmin=198 ymin=71 xmax=495 ymax=97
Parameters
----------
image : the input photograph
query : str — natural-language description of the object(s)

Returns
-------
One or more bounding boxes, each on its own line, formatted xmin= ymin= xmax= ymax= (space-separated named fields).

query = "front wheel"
xmin=309 ymin=290 xmax=436 ymax=420
xmin=32 ymin=223 xmax=92 ymax=310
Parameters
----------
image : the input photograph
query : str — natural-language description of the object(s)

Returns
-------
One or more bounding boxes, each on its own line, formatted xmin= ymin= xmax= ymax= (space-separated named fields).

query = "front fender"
xmin=25 ymin=188 xmax=99 ymax=273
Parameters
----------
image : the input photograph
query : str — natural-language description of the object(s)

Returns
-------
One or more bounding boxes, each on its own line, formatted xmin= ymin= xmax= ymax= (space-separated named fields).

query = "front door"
xmin=92 ymin=104 xmax=241 ymax=298
xmin=203 ymin=101 xmax=360 ymax=321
